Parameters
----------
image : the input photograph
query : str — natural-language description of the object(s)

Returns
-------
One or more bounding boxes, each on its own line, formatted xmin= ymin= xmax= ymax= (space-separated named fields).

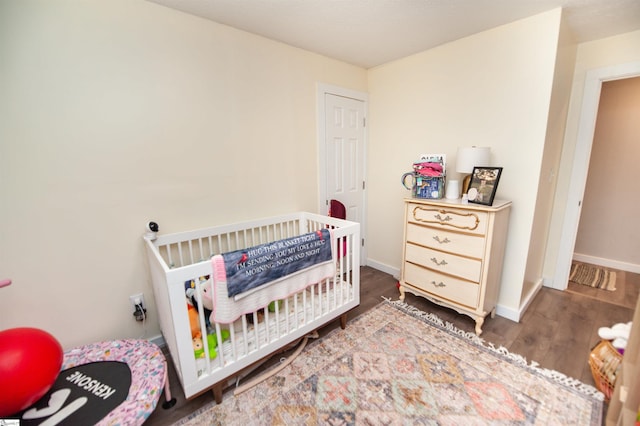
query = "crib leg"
xmin=212 ymin=383 xmax=223 ymax=404
xmin=340 ymin=313 xmax=347 ymax=329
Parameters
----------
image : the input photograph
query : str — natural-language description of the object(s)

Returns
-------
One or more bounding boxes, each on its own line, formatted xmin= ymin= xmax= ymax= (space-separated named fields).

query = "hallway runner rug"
xmin=570 ymin=262 xmax=617 ymax=291
xmin=175 ymin=300 xmax=603 ymax=425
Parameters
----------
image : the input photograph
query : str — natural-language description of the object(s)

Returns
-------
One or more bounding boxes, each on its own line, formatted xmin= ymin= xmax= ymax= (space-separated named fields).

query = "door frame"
xmin=316 ymin=83 xmax=369 ymax=265
xmin=552 ymin=61 xmax=640 ymax=290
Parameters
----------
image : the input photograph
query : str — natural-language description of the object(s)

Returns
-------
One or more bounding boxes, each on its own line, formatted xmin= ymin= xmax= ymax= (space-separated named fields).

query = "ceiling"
xmin=148 ymin=0 xmax=640 ymax=69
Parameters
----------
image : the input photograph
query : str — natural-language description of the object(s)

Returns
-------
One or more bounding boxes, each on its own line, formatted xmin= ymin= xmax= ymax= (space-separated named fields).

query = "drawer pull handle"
xmin=434 ymin=214 xmax=452 ymax=222
xmin=431 ymin=281 xmax=446 ymax=288
xmin=430 ymin=257 xmax=448 ymax=266
xmin=433 ymin=236 xmax=450 ymax=244
xmin=412 ymin=206 xmax=481 ymax=231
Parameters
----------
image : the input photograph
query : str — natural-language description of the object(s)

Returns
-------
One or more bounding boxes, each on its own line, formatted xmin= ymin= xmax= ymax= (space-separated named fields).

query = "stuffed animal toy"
xmin=192 ymin=333 xmax=212 ymax=359
xmin=192 ymin=330 xmax=231 ymax=360
xmin=268 ymin=300 xmax=282 ymax=312
xmin=198 ymin=278 xmax=213 ymax=311
xmin=187 ymin=303 xmax=200 ymax=338
xmin=186 ymin=277 xmax=214 ymax=327
xmin=598 ymin=321 xmax=632 ymax=352
xmin=196 ymin=279 xmax=215 ymax=328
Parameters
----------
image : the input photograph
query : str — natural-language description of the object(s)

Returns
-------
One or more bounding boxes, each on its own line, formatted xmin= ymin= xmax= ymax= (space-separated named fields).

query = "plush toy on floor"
xmin=598 ymin=322 xmax=632 ymax=353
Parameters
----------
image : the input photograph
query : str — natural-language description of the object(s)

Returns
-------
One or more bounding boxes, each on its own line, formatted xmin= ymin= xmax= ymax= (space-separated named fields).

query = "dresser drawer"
xmin=406 ymin=223 xmax=485 ymax=259
xmin=407 ymin=203 xmax=487 ymax=236
xmin=403 ymin=262 xmax=479 ymax=308
xmin=405 ymin=243 xmax=481 ymax=283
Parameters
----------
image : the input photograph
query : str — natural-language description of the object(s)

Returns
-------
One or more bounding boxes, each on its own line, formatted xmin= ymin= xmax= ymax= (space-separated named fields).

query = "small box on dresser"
xmin=398 ymin=198 xmax=511 ymax=335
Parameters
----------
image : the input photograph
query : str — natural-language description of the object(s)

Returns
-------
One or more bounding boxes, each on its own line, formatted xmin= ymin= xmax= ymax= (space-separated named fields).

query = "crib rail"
xmin=144 ymin=212 xmax=360 ymax=399
xmin=157 ymin=219 xmax=302 ymax=269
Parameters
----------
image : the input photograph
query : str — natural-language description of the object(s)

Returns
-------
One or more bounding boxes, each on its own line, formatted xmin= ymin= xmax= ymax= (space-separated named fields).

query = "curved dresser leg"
xmin=398 ymin=283 xmax=406 ymax=302
xmin=474 ymin=317 xmax=484 ymax=336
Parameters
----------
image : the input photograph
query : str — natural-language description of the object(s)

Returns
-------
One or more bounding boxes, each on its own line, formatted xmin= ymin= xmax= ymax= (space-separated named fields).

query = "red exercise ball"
xmin=0 ymin=327 xmax=63 ymax=416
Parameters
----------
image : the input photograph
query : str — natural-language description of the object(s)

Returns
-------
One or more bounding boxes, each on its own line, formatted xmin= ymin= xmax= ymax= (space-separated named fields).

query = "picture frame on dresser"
xmin=467 ymin=166 xmax=502 ymax=206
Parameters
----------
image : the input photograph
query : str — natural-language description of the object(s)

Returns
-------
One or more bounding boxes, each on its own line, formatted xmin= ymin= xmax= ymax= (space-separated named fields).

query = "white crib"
xmin=143 ymin=212 xmax=360 ymax=402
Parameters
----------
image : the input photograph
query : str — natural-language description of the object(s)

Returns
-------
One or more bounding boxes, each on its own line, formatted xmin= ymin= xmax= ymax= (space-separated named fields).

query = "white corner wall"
xmin=0 ymin=0 xmax=366 ymax=349
xmin=366 ymin=9 xmax=562 ymax=319
xmin=521 ymin=12 xmax=577 ymax=305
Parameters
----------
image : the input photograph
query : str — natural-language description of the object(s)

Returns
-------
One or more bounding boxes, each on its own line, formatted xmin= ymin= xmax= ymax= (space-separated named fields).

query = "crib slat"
xmin=197 ymin=238 xmax=204 ymax=262
xmin=264 ymin=308 xmax=271 ymax=346
xmin=178 ymin=243 xmax=185 ymax=267
xmin=165 ymin=245 xmax=174 ymax=268
xmin=294 ymin=294 xmax=298 ymax=327
xmin=284 ymin=298 xmax=290 ymax=335
xmin=241 ymin=316 xmax=249 ymax=357
xmin=252 ymin=313 xmax=259 ymax=352
xmin=274 ymin=301 xmax=280 ymax=338
xmin=229 ymin=326 xmax=237 ymax=362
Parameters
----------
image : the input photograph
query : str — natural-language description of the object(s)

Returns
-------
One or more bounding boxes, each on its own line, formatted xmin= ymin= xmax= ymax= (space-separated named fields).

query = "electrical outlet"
xmin=129 ymin=293 xmax=147 ymax=321
xmin=129 ymin=293 xmax=145 ymax=314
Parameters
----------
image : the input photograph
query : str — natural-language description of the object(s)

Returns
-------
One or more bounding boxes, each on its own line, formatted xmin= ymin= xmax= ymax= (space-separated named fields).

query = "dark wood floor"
xmin=145 ymin=265 xmax=638 ymax=425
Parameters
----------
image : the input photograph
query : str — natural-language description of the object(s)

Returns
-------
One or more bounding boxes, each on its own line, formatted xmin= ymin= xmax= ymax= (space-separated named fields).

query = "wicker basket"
xmin=588 ymin=340 xmax=623 ymax=401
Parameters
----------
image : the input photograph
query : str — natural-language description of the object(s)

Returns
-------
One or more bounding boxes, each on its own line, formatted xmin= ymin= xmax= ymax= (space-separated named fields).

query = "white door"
xmin=317 ymin=85 xmax=367 ymax=264
xmin=552 ymin=61 xmax=640 ymax=290
xmin=325 ymin=94 xmax=365 ymax=221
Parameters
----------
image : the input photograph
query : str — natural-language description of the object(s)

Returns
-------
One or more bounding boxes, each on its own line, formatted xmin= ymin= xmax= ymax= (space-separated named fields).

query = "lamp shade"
xmin=455 ymin=147 xmax=490 ymax=173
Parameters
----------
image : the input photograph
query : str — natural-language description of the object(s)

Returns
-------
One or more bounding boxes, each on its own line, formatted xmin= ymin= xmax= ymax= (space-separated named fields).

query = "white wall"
xmin=3 ymin=1 xmax=638 ymax=351
xmin=0 ymin=0 xmax=367 ymax=349
xmin=521 ymin=13 xmax=577 ymax=305
xmin=544 ymin=30 xmax=640 ymax=281
xmin=366 ymin=9 xmax=562 ymax=319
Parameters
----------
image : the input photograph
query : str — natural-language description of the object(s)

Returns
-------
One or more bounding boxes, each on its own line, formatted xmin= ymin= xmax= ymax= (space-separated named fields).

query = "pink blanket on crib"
xmin=210 ymin=231 xmax=336 ymax=324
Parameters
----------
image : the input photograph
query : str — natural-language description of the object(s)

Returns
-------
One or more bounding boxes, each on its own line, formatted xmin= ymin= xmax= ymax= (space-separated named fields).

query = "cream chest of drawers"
xmin=398 ymin=198 xmax=511 ymax=335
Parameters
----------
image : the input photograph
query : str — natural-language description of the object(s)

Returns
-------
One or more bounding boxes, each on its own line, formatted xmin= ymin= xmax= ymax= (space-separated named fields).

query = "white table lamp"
xmin=456 ymin=147 xmax=490 ymax=196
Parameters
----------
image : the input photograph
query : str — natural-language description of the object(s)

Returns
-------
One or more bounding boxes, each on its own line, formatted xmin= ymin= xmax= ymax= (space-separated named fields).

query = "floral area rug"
xmin=176 ymin=299 xmax=603 ymax=425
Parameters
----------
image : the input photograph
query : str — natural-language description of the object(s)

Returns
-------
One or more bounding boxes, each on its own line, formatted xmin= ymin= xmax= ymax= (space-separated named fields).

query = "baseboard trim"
xmin=495 ymin=278 xmax=543 ymax=323
xmin=150 ymin=334 xmax=166 ymax=348
xmin=494 ymin=304 xmax=519 ymax=322
xmin=366 ymin=259 xmax=400 ymax=280
xmin=572 ymin=254 xmax=640 ymax=274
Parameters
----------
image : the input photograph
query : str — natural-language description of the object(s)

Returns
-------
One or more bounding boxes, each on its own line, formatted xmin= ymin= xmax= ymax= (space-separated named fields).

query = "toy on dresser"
xmin=400 ymin=154 xmax=446 ymax=199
